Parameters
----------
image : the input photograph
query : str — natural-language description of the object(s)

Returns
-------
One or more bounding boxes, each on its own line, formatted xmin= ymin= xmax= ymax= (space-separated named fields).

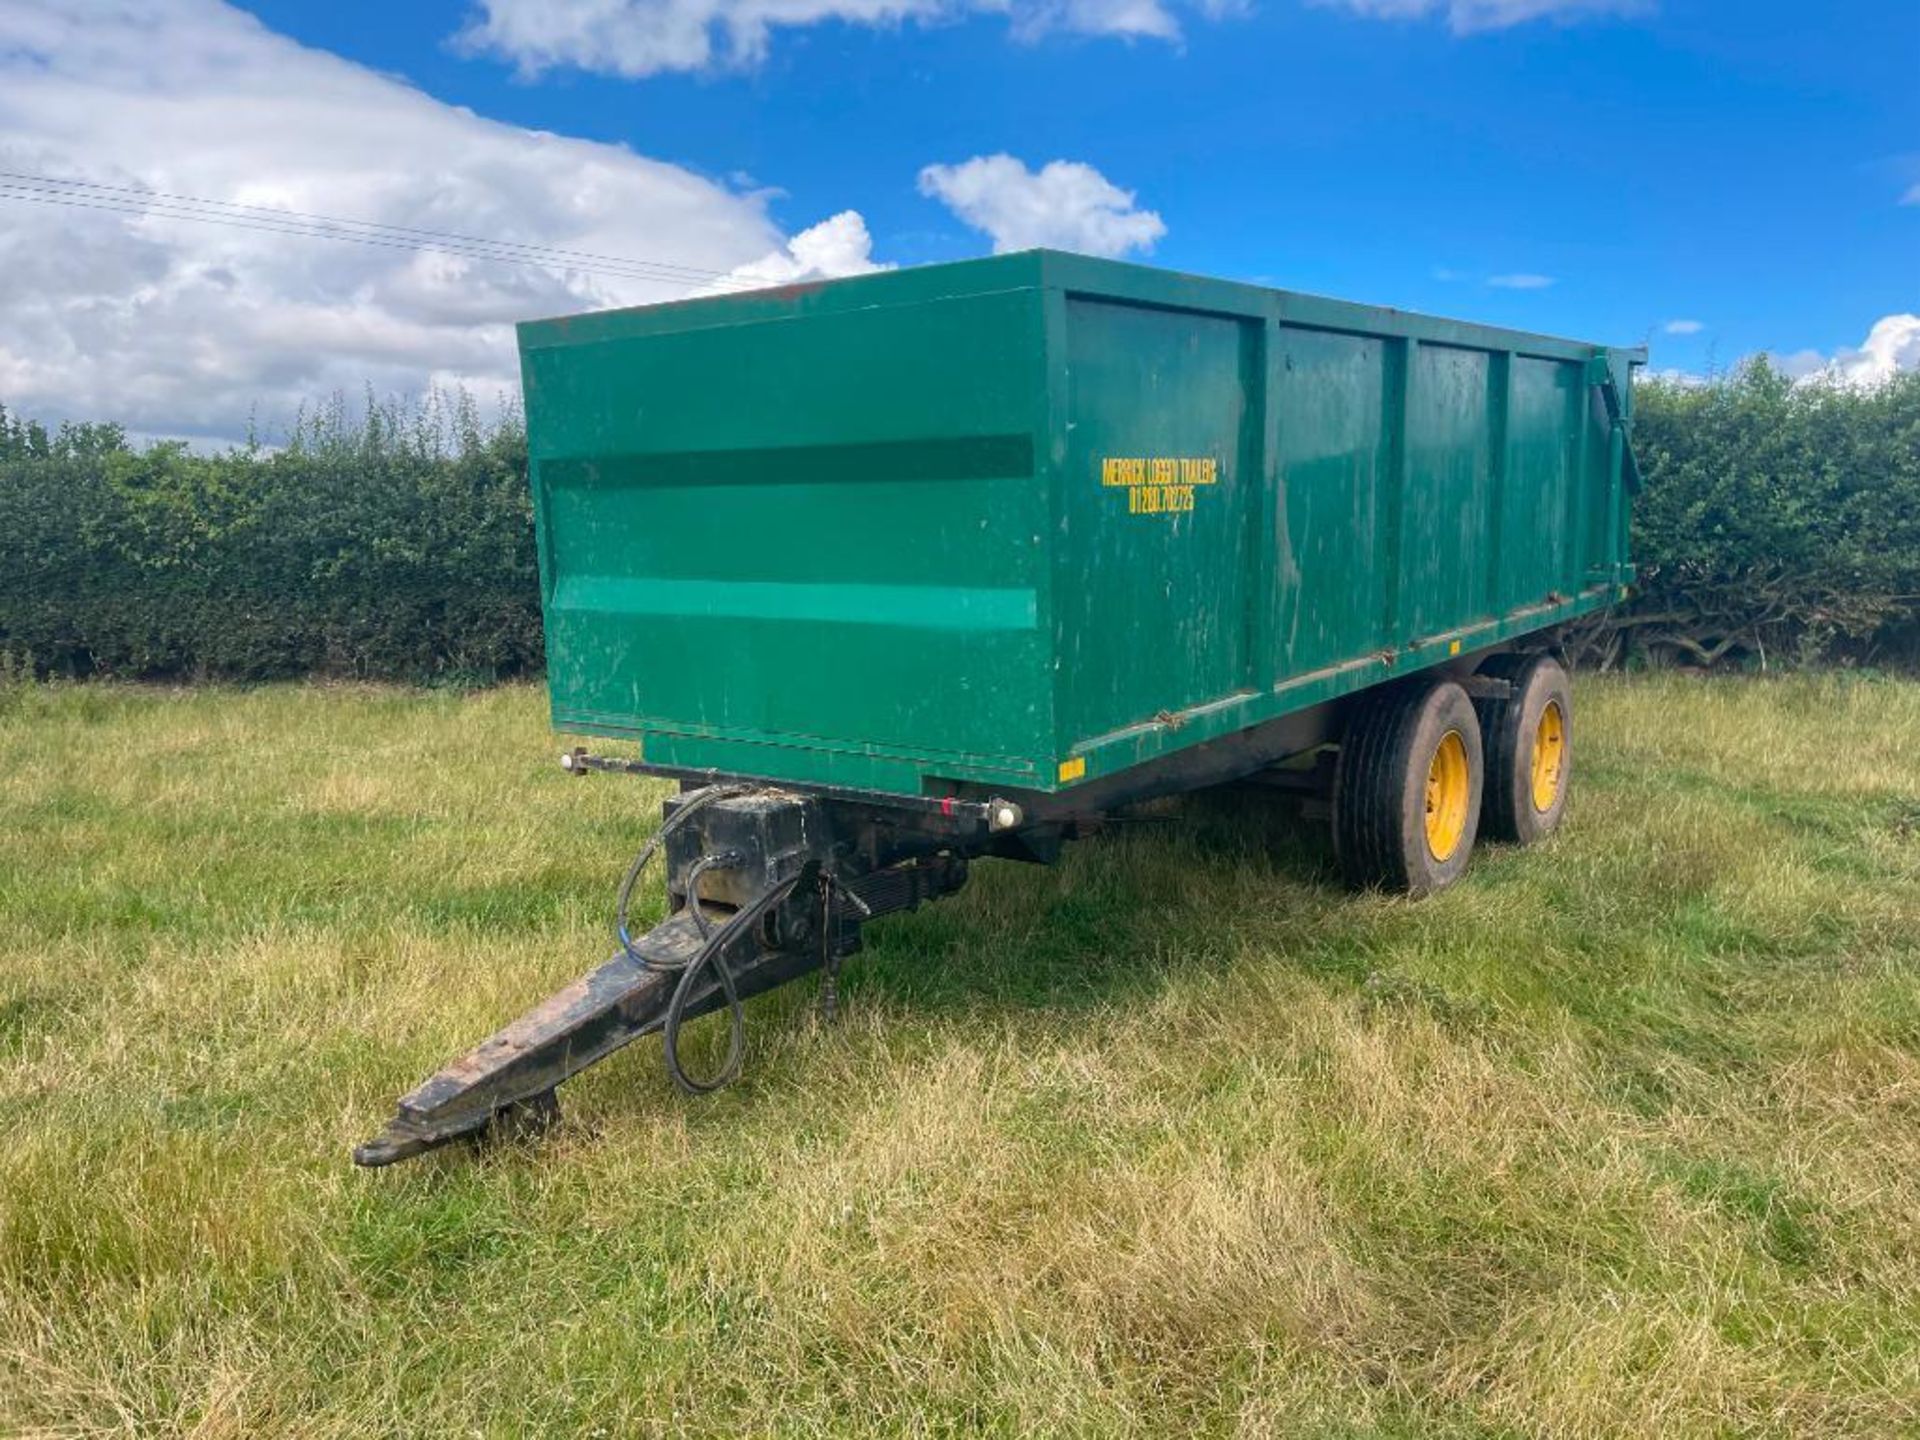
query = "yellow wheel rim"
xmin=1424 ymin=730 xmax=1470 ymax=861
xmin=1530 ymin=700 xmax=1566 ymax=813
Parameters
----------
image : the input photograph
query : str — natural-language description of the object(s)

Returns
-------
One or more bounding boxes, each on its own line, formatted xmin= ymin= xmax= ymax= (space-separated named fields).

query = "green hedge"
xmin=0 ymin=394 xmax=541 ymax=682
xmin=4 ymin=363 xmax=1919 ymax=681
xmin=1599 ymin=361 xmax=1920 ymax=669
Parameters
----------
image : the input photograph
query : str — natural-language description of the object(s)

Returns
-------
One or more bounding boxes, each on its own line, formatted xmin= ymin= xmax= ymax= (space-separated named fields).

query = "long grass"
xmin=2 ymin=674 xmax=1918 ymax=1437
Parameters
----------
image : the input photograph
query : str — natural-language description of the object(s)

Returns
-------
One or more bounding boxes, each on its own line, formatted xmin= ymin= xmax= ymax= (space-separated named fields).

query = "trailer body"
xmin=519 ymin=250 xmax=1640 ymax=803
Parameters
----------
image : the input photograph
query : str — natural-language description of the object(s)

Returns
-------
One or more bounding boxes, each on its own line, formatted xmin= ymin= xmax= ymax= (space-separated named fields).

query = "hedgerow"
xmin=1582 ymin=360 xmax=1920 ymax=669
xmin=0 ymin=392 xmax=541 ymax=682
xmin=3 ymin=361 xmax=1918 ymax=680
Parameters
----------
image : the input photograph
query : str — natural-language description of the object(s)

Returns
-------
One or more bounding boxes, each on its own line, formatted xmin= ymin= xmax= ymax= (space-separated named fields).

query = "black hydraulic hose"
xmin=682 ymin=850 xmax=742 ymax=940
xmin=613 ymin=784 xmax=754 ymax=961
xmin=662 ymin=875 xmax=802 ymax=1095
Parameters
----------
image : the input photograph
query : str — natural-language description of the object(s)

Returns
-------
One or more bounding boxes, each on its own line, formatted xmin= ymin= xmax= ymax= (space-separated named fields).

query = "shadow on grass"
xmin=798 ymin=782 xmax=1345 ymax=1021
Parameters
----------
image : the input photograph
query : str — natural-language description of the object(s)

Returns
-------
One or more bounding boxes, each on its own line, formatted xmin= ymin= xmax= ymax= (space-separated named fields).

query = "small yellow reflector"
xmin=1448 ymin=639 xmax=1461 ymax=656
xmin=1058 ymin=757 xmax=1087 ymax=784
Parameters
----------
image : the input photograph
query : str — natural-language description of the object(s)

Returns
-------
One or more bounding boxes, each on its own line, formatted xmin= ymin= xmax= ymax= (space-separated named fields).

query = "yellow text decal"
xmin=1100 ymin=456 xmax=1218 ymax=517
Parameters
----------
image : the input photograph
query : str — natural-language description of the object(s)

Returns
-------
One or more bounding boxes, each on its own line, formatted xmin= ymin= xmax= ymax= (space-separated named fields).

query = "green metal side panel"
xmin=1497 ymin=356 xmax=1584 ymax=612
xmin=1272 ymin=328 xmax=1390 ymax=678
xmin=1054 ymin=298 xmax=1261 ymax=746
xmin=520 ymin=260 xmax=1055 ymax=793
xmin=1401 ymin=343 xmax=1495 ymax=641
xmin=519 ymin=250 xmax=1642 ymax=800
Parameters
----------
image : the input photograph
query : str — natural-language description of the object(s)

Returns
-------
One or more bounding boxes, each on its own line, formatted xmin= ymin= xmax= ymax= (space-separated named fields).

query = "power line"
xmin=0 ymin=189 xmax=718 ymax=292
xmin=0 ymin=170 xmax=734 ymax=284
xmin=0 ymin=182 xmax=739 ymax=290
xmin=0 ymin=170 xmax=759 ymax=292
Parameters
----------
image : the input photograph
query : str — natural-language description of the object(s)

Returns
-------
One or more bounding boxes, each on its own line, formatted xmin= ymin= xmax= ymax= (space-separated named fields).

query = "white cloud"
xmin=1486 ymin=272 xmax=1555 ymax=290
xmin=456 ymin=0 xmax=1220 ymax=77
xmin=0 ymin=0 xmax=876 ymax=442
xmin=1640 ymin=366 xmax=1706 ymax=388
xmin=453 ymin=0 xmax=1619 ymax=75
xmin=917 ymin=155 xmax=1166 ymax=258
xmin=697 ymin=211 xmax=885 ymax=292
xmin=1663 ymin=318 xmax=1704 ymax=335
xmin=1775 ymin=314 xmax=1920 ymax=388
xmin=1318 ymin=0 xmax=1642 ymax=32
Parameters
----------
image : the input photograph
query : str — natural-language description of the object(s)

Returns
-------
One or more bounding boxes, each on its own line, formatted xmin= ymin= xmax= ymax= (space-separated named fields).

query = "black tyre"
xmin=1332 ymin=680 xmax=1485 ymax=896
xmin=1473 ymin=652 xmax=1572 ymax=845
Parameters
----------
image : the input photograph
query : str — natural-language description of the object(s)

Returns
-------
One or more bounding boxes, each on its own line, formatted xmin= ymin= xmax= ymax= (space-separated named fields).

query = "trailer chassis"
xmin=352 ymin=650 xmax=1527 ymax=1167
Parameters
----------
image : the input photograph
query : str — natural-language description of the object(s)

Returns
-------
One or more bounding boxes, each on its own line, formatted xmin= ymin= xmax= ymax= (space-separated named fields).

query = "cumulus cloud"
xmin=456 ymin=0 xmax=1221 ymax=77
xmin=697 ymin=211 xmax=885 ymax=292
xmin=1317 ymin=0 xmax=1643 ymax=31
xmin=0 ymin=0 xmax=875 ymax=442
xmin=1486 ymin=272 xmax=1555 ymax=290
xmin=452 ymin=0 xmax=1627 ymax=76
xmin=1775 ymin=314 xmax=1920 ymax=388
xmin=917 ymin=155 xmax=1166 ymax=259
xmin=1663 ymin=318 xmax=1704 ymax=335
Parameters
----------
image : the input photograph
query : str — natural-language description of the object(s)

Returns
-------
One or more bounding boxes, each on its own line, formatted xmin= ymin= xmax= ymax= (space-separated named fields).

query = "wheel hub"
xmin=1424 ymin=729 xmax=1470 ymax=861
xmin=1530 ymin=701 xmax=1566 ymax=813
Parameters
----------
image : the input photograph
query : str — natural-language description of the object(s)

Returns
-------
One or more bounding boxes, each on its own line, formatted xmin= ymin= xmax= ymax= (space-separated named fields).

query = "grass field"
xmin=3 ymin=674 xmax=1918 ymax=1437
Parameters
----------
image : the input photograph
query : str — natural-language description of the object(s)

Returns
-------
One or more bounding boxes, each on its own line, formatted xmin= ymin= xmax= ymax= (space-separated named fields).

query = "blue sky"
xmin=246 ymin=0 xmax=1916 ymax=368
xmin=1 ymin=0 xmax=1913 ymax=437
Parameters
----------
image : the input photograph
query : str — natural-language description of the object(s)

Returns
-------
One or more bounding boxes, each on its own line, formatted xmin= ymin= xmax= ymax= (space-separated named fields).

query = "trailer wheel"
xmin=1333 ymin=680 xmax=1485 ymax=896
xmin=1473 ymin=653 xmax=1572 ymax=844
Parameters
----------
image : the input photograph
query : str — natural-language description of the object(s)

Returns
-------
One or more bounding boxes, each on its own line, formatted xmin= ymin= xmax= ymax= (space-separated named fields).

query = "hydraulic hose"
xmin=661 ymin=874 xmax=801 ymax=1095
xmin=613 ymin=784 xmax=754 ymax=961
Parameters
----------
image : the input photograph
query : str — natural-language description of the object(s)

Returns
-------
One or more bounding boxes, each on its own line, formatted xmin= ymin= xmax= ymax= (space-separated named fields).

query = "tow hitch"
xmin=353 ymin=784 xmax=972 ymax=1166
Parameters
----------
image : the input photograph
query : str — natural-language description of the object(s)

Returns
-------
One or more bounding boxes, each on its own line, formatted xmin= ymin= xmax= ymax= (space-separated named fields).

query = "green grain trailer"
xmin=356 ymin=251 xmax=1644 ymax=1165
